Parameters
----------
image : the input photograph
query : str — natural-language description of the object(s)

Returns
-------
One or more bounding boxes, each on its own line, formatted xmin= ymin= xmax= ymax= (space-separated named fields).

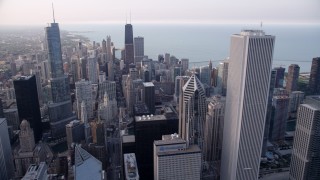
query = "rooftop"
xmin=135 ymin=114 xmax=167 ymax=122
xmin=143 ymin=82 xmax=154 ymax=87
xmin=124 ymin=153 xmax=139 ymax=180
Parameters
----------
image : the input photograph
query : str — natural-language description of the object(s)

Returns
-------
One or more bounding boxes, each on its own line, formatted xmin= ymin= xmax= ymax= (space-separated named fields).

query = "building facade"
xmin=221 ymin=30 xmax=275 ymax=180
xmin=309 ymin=57 xmax=320 ymax=94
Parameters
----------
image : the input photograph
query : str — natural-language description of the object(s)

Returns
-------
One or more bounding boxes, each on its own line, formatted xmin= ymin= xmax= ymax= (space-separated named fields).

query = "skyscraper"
xmin=125 ymin=24 xmax=134 ymax=72
xmin=14 ymin=75 xmax=42 ymax=142
xmin=142 ymin=82 xmax=155 ymax=114
xmin=45 ymin=22 xmax=76 ymax=138
xmin=216 ymin=61 xmax=229 ymax=96
xmin=286 ymin=64 xmax=300 ymax=93
xmin=199 ymin=65 xmax=211 ymax=86
xmin=309 ymin=57 xmax=320 ymax=94
xmin=0 ymin=118 xmax=14 ymax=180
xmin=134 ymin=36 xmax=144 ymax=64
xmin=221 ymin=30 xmax=275 ymax=180
xmin=289 ymin=95 xmax=320 ymax=180
xmin=273 ymin=67 xmax=285 ymax=88
xmin=75 ymin=79 xmax=93 ymax=119
xmin=179 ymin=74 xmax=207 ymax=150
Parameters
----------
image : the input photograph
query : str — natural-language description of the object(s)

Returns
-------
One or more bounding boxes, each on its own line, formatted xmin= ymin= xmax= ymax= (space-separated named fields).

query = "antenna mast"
xmin=52 ymin=2 xmax=55 ymax=23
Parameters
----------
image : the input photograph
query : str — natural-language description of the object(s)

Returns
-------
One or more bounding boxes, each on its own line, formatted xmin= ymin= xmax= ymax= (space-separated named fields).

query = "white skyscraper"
xmin=221 ymin=30 xmax=275 ymax=180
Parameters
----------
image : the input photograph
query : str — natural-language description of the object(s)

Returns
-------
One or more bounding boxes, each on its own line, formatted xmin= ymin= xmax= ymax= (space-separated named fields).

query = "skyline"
xmin=0 ymin=0 xmax=320 ymax=25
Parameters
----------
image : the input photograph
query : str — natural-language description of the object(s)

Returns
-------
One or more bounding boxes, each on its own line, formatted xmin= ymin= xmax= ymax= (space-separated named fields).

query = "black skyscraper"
xmin=309 ymin=57 xmax=320 ymax=94
xmin=14 ymin=75 xmax=42 ymax=142
xmin=125 ymin=24 xmax=134 ymax=72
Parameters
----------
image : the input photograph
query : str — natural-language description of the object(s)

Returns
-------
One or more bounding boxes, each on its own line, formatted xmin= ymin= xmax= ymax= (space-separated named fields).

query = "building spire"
xmin=52 ymin=2 xmax=55 ymax=23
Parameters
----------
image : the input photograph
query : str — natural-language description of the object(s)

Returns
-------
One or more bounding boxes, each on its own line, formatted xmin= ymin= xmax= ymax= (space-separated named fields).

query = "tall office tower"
xmin=154 ymin=134 xmax=201 ymax=180
xmin=14 ymin=75 xmax=42 ymax=142
xmin=273 ymin=67 xmax=285 ymax=88
xmin=98 ymin=93 xmax=117 ymax=123
xmin=286 ymin=64 xmax=300 ymax=93
xmin=106 ymin=36 xmax=113 ymax=62
xmin=179 ymin=74 xmax=207 ymax=150
xmin=216 ymin=61 xmax=229 ymax=96
xmin=289 ymin=95 xmax=320 ymax=180
xmin=11 ymin=62 xmax=17 ymax=76
xmin=31 ymin=69 xmax=43 ymax=106
xmin=174 ymin=76 xmax=190 ymax=103
xmin=262 ymin=69 xmax=276 ymax=155
xmin=203 ymin=96 xmax=225 ymax=179
xmin=200 ymin=65 xmax=211 ymax=86
xmin=142 ymin=67 xmax=151 ymax=82
xmin=134 ymin=36 xmax=144 ymax=64
xmin=66 ymin=120 xmax=84 ymax=149
xmin=107 ymin=60 xmax=114 ymax=81
xmin=221 ymin=30 xmax=275 ymax=180
xmin=74 ymin=145 xmax=104 ymax=180
xmin=289 ymin=91 xmax=304 ymax=116
xmin=171 ymin=66 xmax=182 ymax=82
xmin=181 ymin=58 xmax=189 ymax=73
xmin=80 ymin=57 xmax=88 ymax=80
xmin=164 ymin=53 xmax=170 ymax=65
xmin=87 ymin=57 xmax=99 ymax=84
xmin=81 ymin=101 xmax=92 ymax=143
xmin=269 ymin=95 xmax=290 ymax=142
xmin=19 ymin=119 xmax=36 ymax=152
xmin=101 ymin=39 xmax=107 ymax=54
xmin=45 ymin=22 xmax=76 ymax=138
xmin=125 ymin=23 xmax=134 ymax=72
xmin=71 ymin=57 xmax=80 ymax=83
xmin=135 ymin=114 xmax=179 ymax=180
xmin=40 ymin=60 xmax=50 ymax=83
xmin=309 ymin=57 xmax=320 ymax=94
xmin=142 ymin=82 xmax=155 ymax=114
xmin=98 ymin=80 xmax=116 ymax=100
xmin=75 ymin=79 xmax=93 ymax=119
xmin=0 ymin=118 xmax=14 ymax=180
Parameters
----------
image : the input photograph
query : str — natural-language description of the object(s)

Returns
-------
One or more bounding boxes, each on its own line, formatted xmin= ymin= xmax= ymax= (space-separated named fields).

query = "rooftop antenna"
xmin=52 ymin=2 xmax=55 ymax=23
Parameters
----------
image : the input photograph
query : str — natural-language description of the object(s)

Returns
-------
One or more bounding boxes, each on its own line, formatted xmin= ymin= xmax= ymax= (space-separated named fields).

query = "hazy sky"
xmin=0 ymin=0 xmax=319 ymax=25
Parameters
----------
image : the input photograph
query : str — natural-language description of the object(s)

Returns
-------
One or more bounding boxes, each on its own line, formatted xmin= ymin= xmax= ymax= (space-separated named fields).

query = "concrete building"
xmin=273 ymin=67 xmax=285 ymax=88
xmin=87 ymin=57 xmax=99 ymax=84
xmin=289 ymin=91 xmax=305 ymax=118
xmin=289 ymin=96 xmax=320 ymax=180
xmin=0 ymin=118 xmax=14 ymax=180
xmin=124 ymin=153 xmax=139 ymax=180
xmin=221 ymin=30 xmax=275 ymax=180
xmin=179 ymin=74 xmax=206 ymax=151
xmin=181 ymin=58 xmax=189 ymax=73
xmin=174 ymin=76 xmax=190 ymax=104
xmin=134 ymin=36 xmax=144 ymax=65
xmin=98 ymin=80 xmax=116 ymax=100
xmin=21 ymin=162 xmax=48 ymax=180
xmin=75 ymin=79 xmax=93 ymax=119
xmin=309 ymin=57 xmax=320 ymax=94
xmin=154 ymin=134 xmax=201 ymax=180
xmin=217 ymin=61 xmax=229 ymax=96
xmin=200 ymin=65 xmax=211 ymax=86
xmin=81 ymin=101 xmax=92 ymax=144
xmin=286 ymin=64 xmax=300 ymax=93
xmin=66 ymin=120 xmax=85 ymax=149
xmin=269 ymin=95 xmax=290 ymax=142
xmin=98 ymin=93 xmax=117 ymax=123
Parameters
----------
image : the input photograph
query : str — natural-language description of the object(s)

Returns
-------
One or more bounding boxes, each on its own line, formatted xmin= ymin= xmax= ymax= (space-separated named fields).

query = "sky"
xmin=0 ymin=0 xmax=319 ymax=25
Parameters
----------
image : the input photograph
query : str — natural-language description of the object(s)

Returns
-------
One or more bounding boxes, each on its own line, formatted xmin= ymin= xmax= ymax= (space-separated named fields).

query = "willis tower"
xmin=45 ymin=9 xmax=76 ymax=139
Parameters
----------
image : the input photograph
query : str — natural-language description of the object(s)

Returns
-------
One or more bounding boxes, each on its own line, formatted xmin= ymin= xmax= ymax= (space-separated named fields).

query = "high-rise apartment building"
xmin=273 ymin=67 xmax=285 ymax=88
xmin=221 ymin=30 xmax=275 ymax=180
xmin=153 ymin=134 xmax=201 ymax=180
xmin=309 ymin=57 xmax=320 ymax=94
xmin=45 ymin=22 xmax=76 ymax=138
xmin=286 ymin=64 xmax=300 ymax=93
xmin=289 ymin=95 xmax=320 ymax=180
xmin=14 ymin=75 xmax=42 ymax=142
xmin=179 ymin=74 xmax=207 ymax=150
xmin=0 ymin=118 xmax=14 ymax=180
xmin=125 ymin=24 xmax=134 ymax=72
xmin=134 ymin=36 xmax=144 ymax=64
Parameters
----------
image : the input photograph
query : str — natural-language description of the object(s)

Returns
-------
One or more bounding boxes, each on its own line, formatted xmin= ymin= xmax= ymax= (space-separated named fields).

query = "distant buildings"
xmin=286 ymin=64 xmax=300 ymax=93
xmin=0 ymin=118 xmax=14 ymax=180
xmin=75 ymin=79 xmax=93 ymax=119
xmin=221 ymin=30 xmax=275 ymax=180
xmin=14 ymin=75 xmax=42 ymax=142
xmin=154 ymin=134 xmax=201 ymax=180
xmin=309 ymin=57 xmax=320 ymax=94
xmin=289 ymin=95 xmax=320 ymax=180
xmin=125 ymin=24 xmax=134 ymax=72
xmin=273 ymin=67 xmax=285 ymax=88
